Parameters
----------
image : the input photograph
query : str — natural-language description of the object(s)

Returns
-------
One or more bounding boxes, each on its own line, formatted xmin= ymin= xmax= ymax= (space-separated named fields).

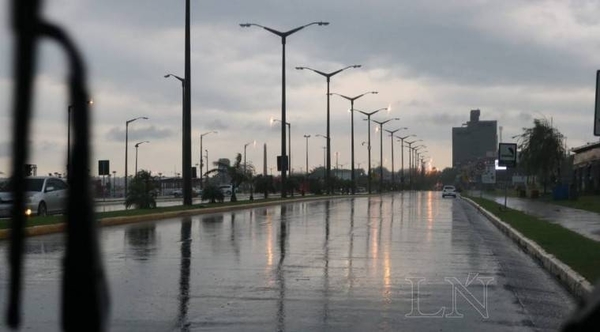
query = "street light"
xmin=112 ymin=170 xmax=116 ymax=197
xmin=125 ymin=116 xmax=148 ymax=200
xmin=384 ymin=127 xmax=407 ymax=189
xmin=134 ymin=141 xmax=149 ymax=176
xmin=404 ymin=139 xmax=421 ymax=190
xmin=413 ymin=145 xmax=426 ymax=189
xmin=244 ymin=140 xmax=256 ymax=200
xmin=200 ymin=131 xmax=217 ymax=189
xmin=373 ymin=118 xmax=400 ymax=193
xmin=330 ymin=91 xmax=378 ymax=194
xmin=296 ymin=65 xmax=362 ymax=194
xmin=241 ymin=22 xmax=329 ymax=198
xmin=303 ymin=135 xmax=311 ymax=177
xmin=396 ymin=134 xmax=415 ymax=190
xmin=164 ymin=72 xmax=192 ymax=205
xmin=413 ymin=144 xmax=426 ymax=179
xmin=316 ymin=134 xmax=329 ymax=177
xmin=355 ymin=108 xmax=387 ymax=194
xmin=271 ymin=117 xmax=292 ymax=175
xmin=205 ymin=149 xmax=209 ymax=185
xmin=67 ymin=99 xmax=93 ymax=174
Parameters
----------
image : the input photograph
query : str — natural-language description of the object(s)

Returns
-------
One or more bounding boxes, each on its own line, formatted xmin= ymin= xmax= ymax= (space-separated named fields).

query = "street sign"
xmin=595 ymin=70 xmax=600 ymax=136
xmin=277 ymin=156 xmax=288 ymax=172
xmin=498 ymin=143 xmax=517 ymax=168
xmin=482 ymin=163 xmax=496 ymax=184
xmin=98 ymin=160 xmax=110 ymax=176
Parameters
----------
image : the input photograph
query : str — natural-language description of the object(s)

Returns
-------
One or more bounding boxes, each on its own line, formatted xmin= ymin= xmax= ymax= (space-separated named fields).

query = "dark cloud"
xmin=2 ymin=0 xmax=598 ymax=172
xmin=105 ymin=125 xmax=174 ymax=142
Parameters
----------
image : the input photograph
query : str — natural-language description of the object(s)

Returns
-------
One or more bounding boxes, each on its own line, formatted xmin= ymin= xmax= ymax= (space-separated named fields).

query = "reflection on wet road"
xmin=0 ymin=192 xmax=576 ymax=331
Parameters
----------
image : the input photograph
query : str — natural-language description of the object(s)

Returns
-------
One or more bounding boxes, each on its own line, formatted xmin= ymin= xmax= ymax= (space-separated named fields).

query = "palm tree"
xmin=517 ymin=118 xmax=565 ymax=194
xmin=207 ymin=153 xmax=252 ymax=202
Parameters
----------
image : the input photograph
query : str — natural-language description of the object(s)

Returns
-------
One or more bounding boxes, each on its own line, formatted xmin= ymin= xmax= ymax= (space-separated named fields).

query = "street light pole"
xmin=134 ymin=141 xmax=149 ymax=176
xmin=404 ymin=139 xmax=421 ymax=190
xmin=296 ymin=65 xmax=361 ymax=195
xmin=396 ymin=134 xmax=415 ymax=191
xmin=244 ymin=141 xmax=255 ymax=200
xmin=412 ymin=144 xmax=426 ymax=189
xmin=124 ymin=116 xmax=148 ymax=200
xmin=112 ymin=170 xmax=116 ymax=197
xmin=372 ymin=118 xmax=399 ymax=193
xmin=316 ymin=134 xmax=329 ymax=179
xmin=330 ymin=91 xmax=377 ymax=194
xmin=384 ymin=127 xmax=407 ymax=190
xmin=199 ymin=131 xmax=217 ymax=189
xmin=183 ymin=0 xmax=193 ymax=206
xmin=205 ymin=149 xmax=209 ymax=184
xmin=413 ymin=147 xmax=425 ymax=188
xmin=241 ymin=22 xmax=329 ymax=198
xmin=356 ymin=108 xmax=387 ymax=194
xmin=272 ymin=118 xmax=293 ymax=196
xmin=164 ymin=72 xmax=192 ymax=204
xmin=304 ymin=135 xmax=311 ymax=177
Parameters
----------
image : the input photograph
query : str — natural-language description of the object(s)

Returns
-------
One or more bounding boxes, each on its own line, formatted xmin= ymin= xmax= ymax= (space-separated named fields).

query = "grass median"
xmin=469 ymin=196 xmax=600 ymax=283
xmin=0 ymin=194 xmax=350 ymax=231
xmin=0 ymin=196 xmax=300 ymax=231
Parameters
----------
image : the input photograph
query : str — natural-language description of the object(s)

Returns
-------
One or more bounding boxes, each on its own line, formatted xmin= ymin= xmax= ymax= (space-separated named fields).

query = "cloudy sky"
xmin=1 ymin=0 xmax=599 ymax=178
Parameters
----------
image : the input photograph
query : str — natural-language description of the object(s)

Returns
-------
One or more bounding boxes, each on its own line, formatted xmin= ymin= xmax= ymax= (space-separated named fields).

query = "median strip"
xmin=0 ymin=194 xmax=357 ymax=240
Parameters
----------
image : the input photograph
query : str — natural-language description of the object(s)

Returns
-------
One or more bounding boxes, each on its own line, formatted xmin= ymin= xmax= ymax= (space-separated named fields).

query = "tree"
xmin=517 ymin=118 xmax=565 ymax=194
xmin=125 ymin=170 xmax=157 ymax=209
xmin=207 ymin=153 xmax=252 ymax=202
xmin=253 ymin=175 xmax=275 ymax=199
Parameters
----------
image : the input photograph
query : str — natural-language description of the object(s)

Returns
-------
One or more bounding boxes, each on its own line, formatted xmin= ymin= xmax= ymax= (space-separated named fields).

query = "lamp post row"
xmin=136 ymin=20 xmax=423 ymax=202
xmin=296 ymin=65 xmax=361 ymax=194
xmin=241 ymin=21 xmax=329 ymax=198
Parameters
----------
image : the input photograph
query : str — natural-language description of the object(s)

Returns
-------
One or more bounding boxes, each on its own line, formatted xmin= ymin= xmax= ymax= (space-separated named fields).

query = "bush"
xmin=202 ymin=184 xmax=224 ymax=203
xmin=125 ymin=170 xmax=157 ymax=209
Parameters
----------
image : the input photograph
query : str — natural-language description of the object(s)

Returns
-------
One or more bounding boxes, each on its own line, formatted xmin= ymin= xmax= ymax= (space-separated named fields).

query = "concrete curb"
xmin=0 ymin=194 xmax=358 ymax=240
xmin=462 ymin=196 xmax=593 ymax=301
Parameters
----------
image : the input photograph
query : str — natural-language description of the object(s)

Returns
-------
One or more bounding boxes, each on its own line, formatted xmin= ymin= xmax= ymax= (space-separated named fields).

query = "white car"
xmin=0 ymin=176 xmax=68 ymax=217
xmin=219 ymin=185 xmax=234 ymax=196
xmin=442 ymin=185 xmax=457 ymax=198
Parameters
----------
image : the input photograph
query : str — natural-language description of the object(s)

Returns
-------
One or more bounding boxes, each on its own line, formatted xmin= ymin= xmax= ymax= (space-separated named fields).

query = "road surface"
xmin=0 ymin=192 xmax=577 ymax=331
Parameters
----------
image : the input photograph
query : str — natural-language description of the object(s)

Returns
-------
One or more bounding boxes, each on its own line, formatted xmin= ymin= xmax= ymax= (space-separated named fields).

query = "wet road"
xmin=0 ymin=192 xmax=577 ymax=331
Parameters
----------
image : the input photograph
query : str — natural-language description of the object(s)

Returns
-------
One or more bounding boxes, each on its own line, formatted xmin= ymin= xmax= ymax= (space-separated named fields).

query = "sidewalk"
xmin=470 ymin=191 xmax=600 ymax=242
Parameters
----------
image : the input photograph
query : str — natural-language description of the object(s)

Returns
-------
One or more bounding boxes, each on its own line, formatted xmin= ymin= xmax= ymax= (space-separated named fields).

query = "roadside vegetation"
xmin=207 ymin=153 xmax=252 ymax=202
xmin=469 ymin=196 xmax=600 ymax=283
xmin=0 ymin=193 xmax=341 ymax=231
xmin=125 ymin=169 xmax=158 ymax=209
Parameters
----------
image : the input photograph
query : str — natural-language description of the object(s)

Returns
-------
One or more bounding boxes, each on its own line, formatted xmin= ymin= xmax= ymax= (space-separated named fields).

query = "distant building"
xmin=452 ymin=110 xmax=498 ymax=168
xmin=571 ymin=141 xmax=600 ymax=194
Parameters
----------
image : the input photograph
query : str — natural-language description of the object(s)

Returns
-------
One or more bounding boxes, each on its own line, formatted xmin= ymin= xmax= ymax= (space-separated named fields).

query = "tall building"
xmin=452 ymin=110 xmax=497 ymax=168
